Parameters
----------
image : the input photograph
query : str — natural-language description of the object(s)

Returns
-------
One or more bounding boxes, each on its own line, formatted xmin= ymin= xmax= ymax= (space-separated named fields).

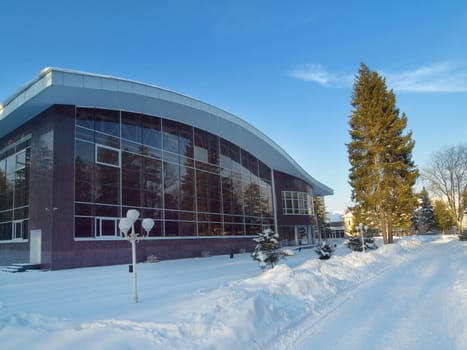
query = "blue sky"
xmin=2 ymin=0 xmax=467 ymax=213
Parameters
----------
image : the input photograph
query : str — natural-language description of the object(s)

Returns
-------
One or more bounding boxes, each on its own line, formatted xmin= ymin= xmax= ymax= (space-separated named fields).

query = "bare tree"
xmin=422 ymin=144 xmax=467 ymax=237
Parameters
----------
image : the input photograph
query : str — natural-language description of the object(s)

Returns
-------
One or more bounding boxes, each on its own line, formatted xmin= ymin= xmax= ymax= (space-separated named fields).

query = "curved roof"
xmin=0 ymin=67 xmax=332 ymax=196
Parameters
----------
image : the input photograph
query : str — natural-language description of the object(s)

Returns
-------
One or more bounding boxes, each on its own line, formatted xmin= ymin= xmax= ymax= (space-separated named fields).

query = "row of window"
xmin=76 ymin=140 xmax=274 ymax=215
xmin=281 ymin=191 xmax=314 ymax=216
xmin=75 ymin=215 xmax=272 ymax=238
xmin=76 ymin=108 xmax=272 ymax=180
xmin=0 ymin=136 xmax=31 ymax=240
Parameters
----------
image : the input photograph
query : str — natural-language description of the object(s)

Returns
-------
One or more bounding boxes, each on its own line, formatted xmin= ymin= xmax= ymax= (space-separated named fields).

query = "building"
xmin=328 ymin=218 xmax=346 ymax=239
xmin=0 ymin=68 xmax=333 ymax=269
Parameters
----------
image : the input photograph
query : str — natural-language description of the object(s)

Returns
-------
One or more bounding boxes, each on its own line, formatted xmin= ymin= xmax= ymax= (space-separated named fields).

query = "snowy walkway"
xmin=1 ymin=236 xmax=466 ymax=349
xmin=280 ymin=238 xmax=467 ymax=350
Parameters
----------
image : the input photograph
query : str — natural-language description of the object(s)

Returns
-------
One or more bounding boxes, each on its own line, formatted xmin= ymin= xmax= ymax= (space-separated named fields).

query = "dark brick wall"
xmin=273 ymin=170 xmax=315 ymax=227
xmin=48 ymin=237 xmax=255 ymax=270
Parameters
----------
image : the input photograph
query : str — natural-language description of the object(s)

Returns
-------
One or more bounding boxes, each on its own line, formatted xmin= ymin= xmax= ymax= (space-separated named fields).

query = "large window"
xmin=74 ymin=108 xmax=274 ymax=239
xmin=0 ymin=136 xmax=31 ymax=241
xmin=282 ymin=191 xmax=313 ymax=216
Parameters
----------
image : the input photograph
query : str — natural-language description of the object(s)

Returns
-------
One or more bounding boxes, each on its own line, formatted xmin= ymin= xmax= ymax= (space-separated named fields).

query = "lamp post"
xmin=118 ymin=209 xmax=155 ymax=303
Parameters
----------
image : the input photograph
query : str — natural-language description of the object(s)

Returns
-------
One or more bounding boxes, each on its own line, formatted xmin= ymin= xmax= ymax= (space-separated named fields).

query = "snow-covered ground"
xmin=1 ymin=235 xmax=466 ymax=349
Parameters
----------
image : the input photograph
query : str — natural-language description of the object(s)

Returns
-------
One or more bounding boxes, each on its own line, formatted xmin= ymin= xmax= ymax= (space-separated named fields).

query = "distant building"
xmin=0 ymin=68 xmax=333 ymax=269
xmin=325 ymin=212 xmax=345 ymax=239
xmin=328 ymin=221 xmax=345 ymax=238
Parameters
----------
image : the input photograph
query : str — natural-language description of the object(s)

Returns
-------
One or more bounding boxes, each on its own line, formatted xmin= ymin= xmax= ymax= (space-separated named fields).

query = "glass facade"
xmin=0 ymin=136 xmax=31 ymax=241
xmin=74 ymin=107 xmax=274 ymax=239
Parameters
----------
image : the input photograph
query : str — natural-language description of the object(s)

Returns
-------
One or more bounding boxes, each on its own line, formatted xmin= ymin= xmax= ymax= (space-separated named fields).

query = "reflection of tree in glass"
xmin=36 ymin=132 xmax=54 ymax=174
xmin=14 ymin=149 xmax=30 ymax=207
xmin=0 ymin=167 xmax=6 ymax=195
xmin=163 ymin=161 xmax=179 ymax=210
xmin=0 ymin=158 xmax=10 ymax=211
xmin=95 ymin=164 xmax=119 ymax=204
xmin=259 ymin=180 xmax=273 ymax=217
xmin=231 ymin=174 xmax=244 ymax=215
xmin=141 ymin=147 xmax=162 ymax=209
xmin=75 ymin=140 xmax=95 ymax=202
xmin=180 ymin=159 xmax=196 ymax=212
xmin=75 ymin=156 xmax=94 ymax=202
xmin=243 ymin=183 xmax=265 ymax=217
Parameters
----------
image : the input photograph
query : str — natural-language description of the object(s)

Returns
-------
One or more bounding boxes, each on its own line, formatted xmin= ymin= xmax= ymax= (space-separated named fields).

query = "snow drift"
xmin=1 ymin=235 xmax=466 ymax=349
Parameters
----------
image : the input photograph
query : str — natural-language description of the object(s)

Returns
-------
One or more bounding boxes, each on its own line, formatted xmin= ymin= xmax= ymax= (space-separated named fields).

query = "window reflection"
xmin=75 ymin=140 xmax=94 ymax=202
xmin=195 ymin=128 xmax=219 ymax=165
xmin=96 ymin=145 xmax=120 ymax=167
xmin=164 ymin=162 xmax=180 ymax=210
xmin=122 ymin=112 xmax=142 ymax=143
xmin=143 ymin=157 xmax=162 ymax=209
xmin=142 ymin=115 xmax=162 ymax=149
xmin=94 ymin=109 xmax=120 ymax=137
xmin=74 ymin=107 xmax=275 ymax=239
xmin=122 ymin=152 xmax=142 ymax=207
xmin=180 ymin=165 xmax=195 ymax=211
xmin=0 ymin=137 xmax=31 ymax=240
xmin=95 ymin=164 xmax=120 ymax=204
xmin=178 ymin=124 xmax=194 ymax=159
xmin=163 ymin=119 xmax=179 ymax=154
xmin=76 ymin=108 xmax=94 ymax=130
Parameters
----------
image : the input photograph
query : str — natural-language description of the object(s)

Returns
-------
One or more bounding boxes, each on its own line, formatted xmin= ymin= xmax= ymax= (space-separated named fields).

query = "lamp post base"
xmin=131 ymin=238 xmax=138 ymax=303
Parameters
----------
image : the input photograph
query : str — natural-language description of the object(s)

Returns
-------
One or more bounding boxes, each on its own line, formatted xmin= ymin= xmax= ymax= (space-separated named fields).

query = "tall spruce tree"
xmin=347 ymin=63 xmax=419 ymax=244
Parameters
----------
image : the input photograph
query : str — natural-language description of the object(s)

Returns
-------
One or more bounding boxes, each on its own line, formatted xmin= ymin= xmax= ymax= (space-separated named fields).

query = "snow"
xmin=1 ymin=235 xmax=466 ymax=349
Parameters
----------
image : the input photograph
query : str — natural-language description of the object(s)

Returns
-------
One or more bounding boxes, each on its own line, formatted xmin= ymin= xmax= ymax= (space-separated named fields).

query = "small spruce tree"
xmin=414 ymin=188 xmax=435 ymax=233
xmin=315 ymin=240 xmax=334 ymax=259
xmin=251 ymin=228 xmax=280 ymax=269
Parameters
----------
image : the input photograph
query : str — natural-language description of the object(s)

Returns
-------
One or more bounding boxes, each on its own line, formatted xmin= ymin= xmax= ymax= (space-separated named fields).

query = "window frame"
xmin=281 ymin=190 xmax=314 ymax=216
xmin=95 ymin=217 xmax=121 ymax=238
xmin=95 ymin=144 xmax=121 ymax=168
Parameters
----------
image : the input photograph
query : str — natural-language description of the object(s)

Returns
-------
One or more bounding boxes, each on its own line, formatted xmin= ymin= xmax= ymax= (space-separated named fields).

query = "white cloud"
xmin=290 ymin=61 xmax=467 ymax=93
xmin=384 ymin=62 xmax=467 ymax=93
xmin=289 ymin=64 xmax=353 ymax=88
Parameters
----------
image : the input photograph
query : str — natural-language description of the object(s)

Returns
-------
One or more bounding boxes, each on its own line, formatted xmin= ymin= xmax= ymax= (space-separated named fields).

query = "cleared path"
xmin=280 ymin=239 xmax=467 ymax=350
